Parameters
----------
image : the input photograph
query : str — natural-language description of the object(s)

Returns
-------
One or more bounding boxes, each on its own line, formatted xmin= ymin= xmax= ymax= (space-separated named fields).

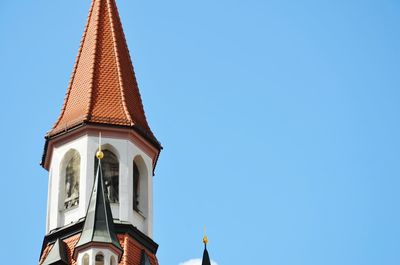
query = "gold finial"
xmin=96 ymin=149 xmax=104 ymax=159
xmin=96 ymin=132 xmax=104 ymax=160
xmin=203 ymin=235 xmax=209 ymax=245
xmin=203 ymin=226 xmax=208 ymax=245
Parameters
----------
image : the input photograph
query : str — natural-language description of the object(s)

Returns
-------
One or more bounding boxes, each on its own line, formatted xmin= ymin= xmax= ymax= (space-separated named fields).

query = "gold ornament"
xmin=96 ymin=150 xmax=104 ymax=160
xmin=203 ymin=235 xmax=208 ymax=245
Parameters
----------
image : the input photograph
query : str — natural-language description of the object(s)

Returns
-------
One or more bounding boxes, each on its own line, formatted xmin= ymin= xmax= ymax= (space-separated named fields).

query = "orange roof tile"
xmin=49 ymin=0 xmax=157 ymax=145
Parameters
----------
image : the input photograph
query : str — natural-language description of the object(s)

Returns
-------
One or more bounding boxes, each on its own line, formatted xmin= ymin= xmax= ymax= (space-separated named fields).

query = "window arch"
xmin=95 ymin=149 xmax=119 ymax=203
xmin=95 ymin=253 xmax=104 ymax=265
xmin=110 ymin=256 xmax=117 ymax=265
xmin=63 ymin=150 xmax=80 ymax=209
xmin=133 ymin=156 xmax=149 ymax=215
xmin=133 ymin=161 xmax=140 ymax=211
xmin=82 ymin=254 xmax=89 ymax=265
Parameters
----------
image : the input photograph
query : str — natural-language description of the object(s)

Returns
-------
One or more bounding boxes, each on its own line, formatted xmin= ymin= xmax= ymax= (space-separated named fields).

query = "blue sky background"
xmin=0 ymin=0 xmax=399 ymax=264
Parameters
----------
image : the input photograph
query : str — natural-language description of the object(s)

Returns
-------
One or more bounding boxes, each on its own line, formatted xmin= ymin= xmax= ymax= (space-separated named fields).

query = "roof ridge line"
xmin=50 ymin=0 xmax=96 ymax=132
xmin=106 ymin=0 xmax=133 ymax=125
xmin=114 ymin=2 xmax=149 ymax=130
xmin=99 ymin=159 xmax=114 ymax=241
xmin=85 ymin=0 xmax=103 ymax=120
xmin=87 ymin=161 xmax=98 ymax=244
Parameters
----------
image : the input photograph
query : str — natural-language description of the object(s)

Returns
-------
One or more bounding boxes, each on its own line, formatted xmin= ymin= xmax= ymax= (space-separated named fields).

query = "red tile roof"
xmin=121 ymin=235 xmax=159 ymax=265
xmin=49 ymin=0 xmax=157 ymax=144
xmin=39 ymin=234 xmax=159 ymax=265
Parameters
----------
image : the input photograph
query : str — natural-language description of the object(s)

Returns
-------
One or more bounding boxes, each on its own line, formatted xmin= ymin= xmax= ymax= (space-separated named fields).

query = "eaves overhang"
xmin=41 ymin=123 xmax=162 ymax=173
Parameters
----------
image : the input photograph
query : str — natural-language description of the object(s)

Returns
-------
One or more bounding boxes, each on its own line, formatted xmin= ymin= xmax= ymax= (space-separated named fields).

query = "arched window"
xmin=64 ymin=150 xmax=80 ymax=209
xmin=133 ymin=156 xmax=149 ymax=216
xmin=95 ymin=150 xmax=119 ymax=203
xmin=95 ymin=253 xmax=104 ymax=265
xmin=82 ymin=254 xmax=89 ymax=265
xmin=133 ymin=161 xmax=140 ymax=211
xmin=110 ymin=256 xmax=116 ymax=265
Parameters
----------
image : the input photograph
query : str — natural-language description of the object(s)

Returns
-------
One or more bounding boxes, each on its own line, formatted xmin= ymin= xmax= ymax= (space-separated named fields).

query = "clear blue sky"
xmin=0 ymin=0 xmax=399 ymax=264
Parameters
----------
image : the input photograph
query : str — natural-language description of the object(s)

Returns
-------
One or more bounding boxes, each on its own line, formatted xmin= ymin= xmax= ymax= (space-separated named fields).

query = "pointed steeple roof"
xmin=49 ymin=0 xmax=158 ymax=146
xmin=74 ymin=157 xmax=123 ymax=258
xmin=202 ymin=246 xmax=211 ymax=265
xmin=202 ymin=235 xmax=212 ymax=265
xmin=41 ymin=238 xmax=69 ymax=265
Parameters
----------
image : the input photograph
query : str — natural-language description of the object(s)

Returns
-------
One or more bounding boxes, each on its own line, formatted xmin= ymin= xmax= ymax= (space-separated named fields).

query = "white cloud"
xmin=179 ymin=258 xmax=218 ymax=265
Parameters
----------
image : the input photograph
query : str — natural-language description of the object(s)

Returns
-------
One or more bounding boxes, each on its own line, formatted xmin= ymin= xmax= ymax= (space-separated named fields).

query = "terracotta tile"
xmin=49 ymin=0 xmax=157 ymax=143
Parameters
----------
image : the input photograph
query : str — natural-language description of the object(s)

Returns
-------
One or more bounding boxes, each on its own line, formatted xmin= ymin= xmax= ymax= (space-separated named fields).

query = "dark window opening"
xmin=95 ymin=150 xmax=119 ymax=203
xmin=133 ymin=162 xmax=140 ymax=211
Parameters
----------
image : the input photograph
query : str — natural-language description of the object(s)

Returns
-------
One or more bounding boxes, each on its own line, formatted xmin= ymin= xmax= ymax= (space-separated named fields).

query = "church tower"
xmin=39 ymin=0 xmax=162 ymax=264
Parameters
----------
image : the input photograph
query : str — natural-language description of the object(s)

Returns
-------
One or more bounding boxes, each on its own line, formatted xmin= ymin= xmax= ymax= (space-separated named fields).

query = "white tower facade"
xmin=44 ymin=127 xmax=159 ymax=237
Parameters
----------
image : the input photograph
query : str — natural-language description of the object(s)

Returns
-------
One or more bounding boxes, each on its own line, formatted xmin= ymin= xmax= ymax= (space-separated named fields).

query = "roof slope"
xmin=49 ymin=0 xmax=157 ymax=144
xmin=41 ymin=238 xmax=69 ymax=265
xmin=74 ymin=160 xmax=123 ymax=258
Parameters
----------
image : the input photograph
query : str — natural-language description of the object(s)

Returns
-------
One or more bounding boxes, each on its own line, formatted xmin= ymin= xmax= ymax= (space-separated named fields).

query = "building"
xmin=38 ymin=0 xmax=213 ymax=264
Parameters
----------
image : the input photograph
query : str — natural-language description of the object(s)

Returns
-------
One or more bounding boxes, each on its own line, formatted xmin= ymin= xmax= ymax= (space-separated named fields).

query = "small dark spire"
xmin=74 ymin=153 xmax=123 ymax=259
xmin=202 ymin=234 xmax=211 ymax=265
xmin=202 ymin=246 xmax=211 ymax=265
xmin=41 ymin=238 xmax=69 ymax=265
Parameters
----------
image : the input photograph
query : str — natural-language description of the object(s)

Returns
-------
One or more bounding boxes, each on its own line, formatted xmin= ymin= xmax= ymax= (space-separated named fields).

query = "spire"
xmin=74 ymin=150 xmax=123 ymax=259
xmin=202 ymin=246 xmax=211 ymax=265
xmin=41 ymin=238 xmax=69 ymax=265
xmin=202 ymin=233 xmax=211 ymax=265
xmin=49 ymin=0 xmax=158 ymax=146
